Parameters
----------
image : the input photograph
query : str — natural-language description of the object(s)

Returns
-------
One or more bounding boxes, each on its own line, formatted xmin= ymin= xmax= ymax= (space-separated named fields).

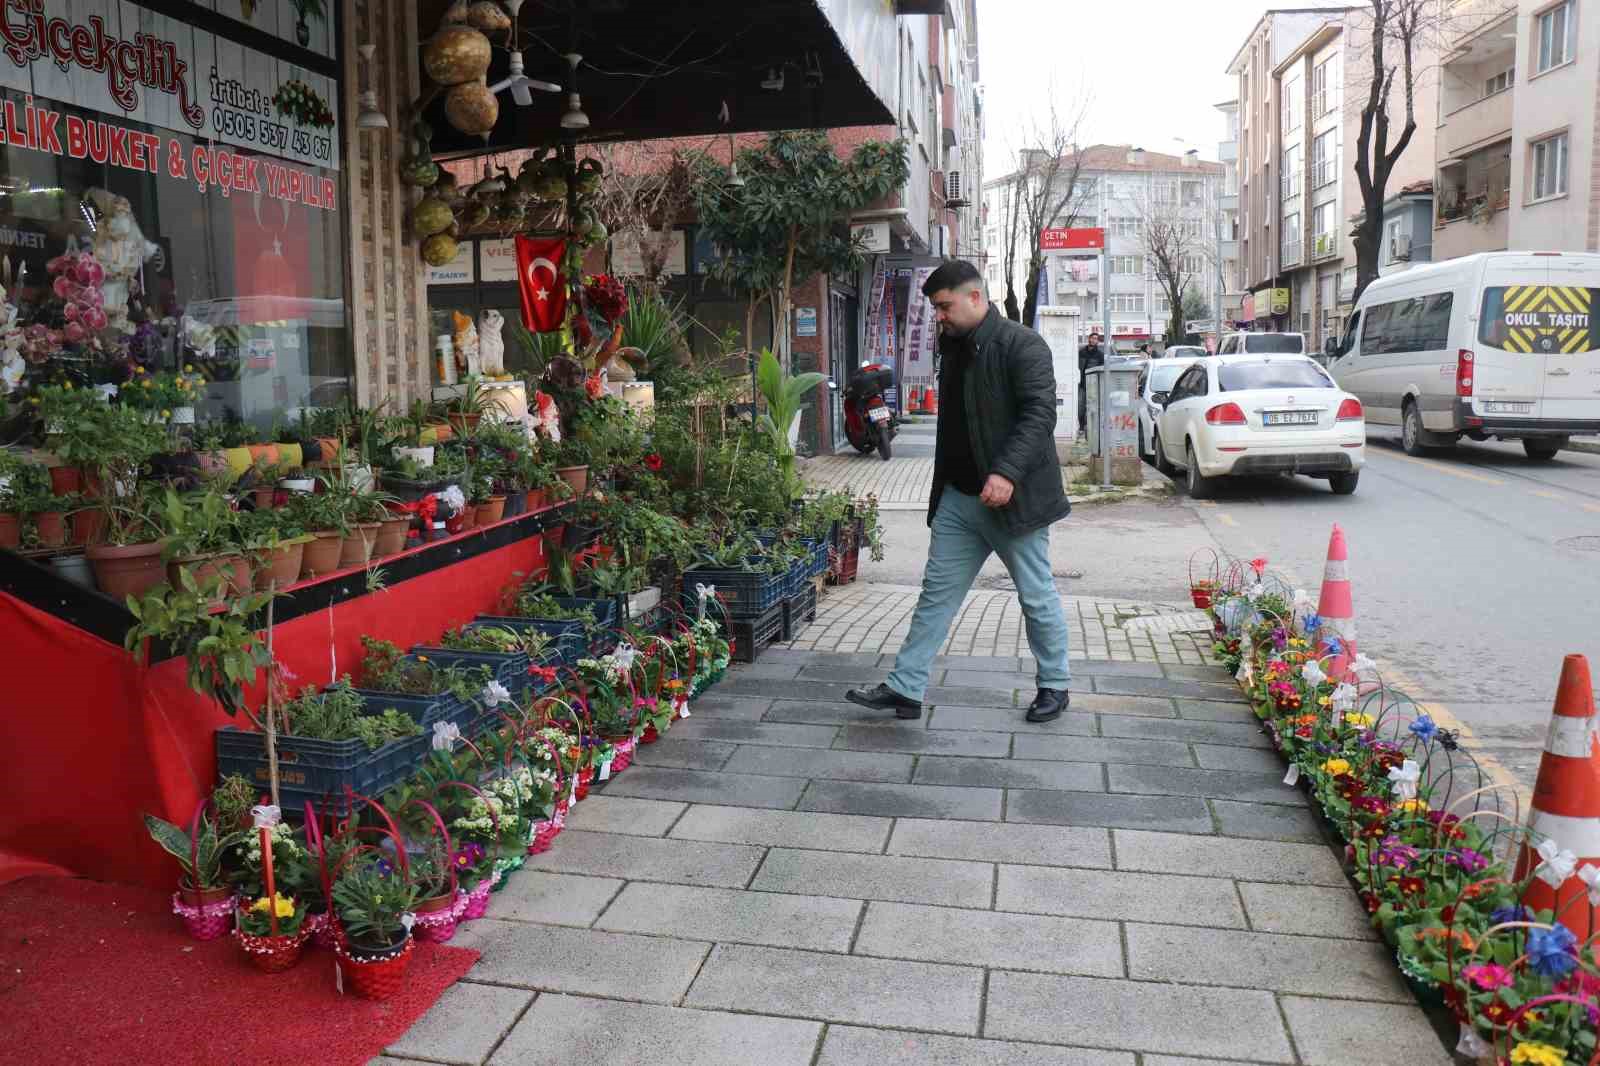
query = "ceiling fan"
xmin=487 ymin=0 xmax=560 ymax=106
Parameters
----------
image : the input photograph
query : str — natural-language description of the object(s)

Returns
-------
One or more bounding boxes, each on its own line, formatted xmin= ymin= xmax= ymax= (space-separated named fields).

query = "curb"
xmin=1567 ymin=437 xmax=1600 ymax=456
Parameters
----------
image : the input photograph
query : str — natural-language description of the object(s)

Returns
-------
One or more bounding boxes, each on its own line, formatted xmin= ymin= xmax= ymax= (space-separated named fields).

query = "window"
xmin=1312 ymin=130 xmax=1338 ymax=189
xmin=1110 ymin=293 xmax=1146 ymax=314
xmin=1109 ymin=216 xmax=1141 ymax=238
xmin=1219 ymin=360 xmax=1331 ymax=390
xmin=1153 ymin=182 xmax=1177 ymax=205
xmin=1361 ymin=293 xmax=1455 ymax=354
xmin=1311 ymin=56 xmax=1338 ymax=115
xmin=1171 ymin=365 xmax=1210 ymax=400
xmin=1281 ymin=145 xmax=1302 ymax=197
xmin=1312 ymin=202 xmax=1337 ymax=257
xmin=1155 ymin=292 xmax=1172 ymax=314
xmin=1532 ymin=131 xmax=1569 ymax=200
xmin=1485 ymin=68 xmax=1514 ymax=95
xmin=1537 ymin=1 xmax=1574 ymax=72
xmin=1282 ymin=79 xmax=1300 ymax=133
xmin=1182 ymin=180 xmax=1205 ymax=207
xmin=1479 ymin=286 xmax=1600 ymax=349
xmin=1282 ymin=212 xmax=1302 ymax=265
xmin=1181 ymin=219 xmax=1206 ymax=239
xmin=1111 ymin=255 xmax=1144 ymax=275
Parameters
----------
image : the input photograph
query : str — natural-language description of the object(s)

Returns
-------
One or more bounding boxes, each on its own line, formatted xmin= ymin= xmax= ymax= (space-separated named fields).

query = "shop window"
xmin=0 ymin=8 xmax=349 ymax=425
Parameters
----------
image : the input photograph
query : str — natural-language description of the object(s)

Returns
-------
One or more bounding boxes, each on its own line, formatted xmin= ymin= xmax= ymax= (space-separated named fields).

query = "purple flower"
xmin=1409 ymin=714 xmax=1438 ymax=744
xmin=1526 ymin=924 xmax=1579 ymax=979
xmin=1375 ymin=835 xmax=1419 ymax=869
xmin=1490 ymin=904 xmax=1533 ymax=926
xmin=1304 ymin=614 xmax=1323 ymax=633
xmin=1444 ymin=848 xmax=1488 ymax=873
xmin=1323 ymin=636 xmax=1343 ymax=656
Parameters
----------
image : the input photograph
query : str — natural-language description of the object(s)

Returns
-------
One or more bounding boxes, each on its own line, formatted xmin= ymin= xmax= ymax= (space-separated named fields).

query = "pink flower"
xmin=1462 ymin=963 xmax=1514 ymax=991
xmin=83 ymin=307 xmax=107 ymax=331
xmin=63 ymin=321 xmax=85 ymax=343
xmin=1249 ymin=557 xmax=1268 ymax=575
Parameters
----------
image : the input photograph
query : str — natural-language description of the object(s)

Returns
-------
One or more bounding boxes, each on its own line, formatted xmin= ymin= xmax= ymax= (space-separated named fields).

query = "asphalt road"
xmin=856 ymin=419 xmax=1600 ymax=792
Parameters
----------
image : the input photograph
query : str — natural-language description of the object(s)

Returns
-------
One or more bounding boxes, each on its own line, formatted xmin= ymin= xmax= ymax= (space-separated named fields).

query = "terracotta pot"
xmin=34 ymin=511 xmax=67 ymax=547
xmin=373 ymin=516 xmax=411 ymax=558
xmin=87 ymin=540 xmax=166 ymax=600
xmin=446 ymin=411 xmax=481 ymax=434
xmin=0 ymin=513 xmax=18 ymax=549
xmin=300 ymin=530 xmax=343 ymax=578
xmin=526 ymin=487 xmax=548 ymax=512
xmin=72 ymin=508 xmax=108 ymax=545
xmin=555 ymin=465 xmax=589 ymax=496
xmin=48 ymin=466 xmax=80 ymax=497
xmin=252 ymin=487 xmax=276 ymax=510
xmin=252 ymin=541 xmax=305 ymax=590
xmin=168 ymin=553 xmax=250 ymax=598
xmin=339 ymin=522 xmax=380 ymax=567
xmin=476 ymin=494 xmax=506 ymax=525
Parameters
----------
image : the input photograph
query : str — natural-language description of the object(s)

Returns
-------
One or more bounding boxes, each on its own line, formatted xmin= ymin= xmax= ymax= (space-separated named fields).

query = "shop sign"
xmin=850 ymin=221 xmax=890 ymax=254
xmin=1269 ymin=287 xmax=1290 ymax=315
xmin=426 ymin=241 xmax=474 ymax=286
xmin=904 ymin=266 xmax=935 ymax=368
xmin=609 ymin=228 xmax=686 ymax=277
xmin=479 ymin=238 xmax=519 ymax=283
xmin=795 ymin=307 xmax=817 ymax=337
xmin=0 ymin=0 xmax=341 ymax=174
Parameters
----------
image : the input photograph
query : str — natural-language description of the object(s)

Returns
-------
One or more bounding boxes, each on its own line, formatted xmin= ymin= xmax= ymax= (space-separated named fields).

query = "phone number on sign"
xmin=212 ymin=106 xmax=333 ymax=163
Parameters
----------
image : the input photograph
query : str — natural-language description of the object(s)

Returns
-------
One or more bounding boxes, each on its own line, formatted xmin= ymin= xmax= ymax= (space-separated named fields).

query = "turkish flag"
xmin=516 ymin=236 xmax=568 ymax=333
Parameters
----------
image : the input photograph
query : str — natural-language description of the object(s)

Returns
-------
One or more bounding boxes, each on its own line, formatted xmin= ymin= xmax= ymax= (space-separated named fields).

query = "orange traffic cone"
xmin=1314 ymin=524 xmax=1357 ymax=681
xmin=924 ymin=387 xmax=939 ymax=414
xmin=1513 ymin=654 xmax=1600 ymax=939
xmin=905 ymin=387 xmax=921 ymax=414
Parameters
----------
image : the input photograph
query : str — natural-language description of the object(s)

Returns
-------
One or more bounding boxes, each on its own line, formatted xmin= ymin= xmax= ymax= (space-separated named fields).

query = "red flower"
xmin=1440 ymin=905 xmax=1456 ymax=924
xmin=1249 ymin=557 xmax=1268 ymax=575
xmin=585 ymin=373 xmax=603 ymax=400
xmin=643 ymin=453 xmax=663 ymax=472
xmin=1481 ymin=1000 xmax=1512 ymax=1025
xmin=1360 ymin=891 xmax=1380 ymax=914
xmin=1398 ymin=876 xmax=1425 ymax=895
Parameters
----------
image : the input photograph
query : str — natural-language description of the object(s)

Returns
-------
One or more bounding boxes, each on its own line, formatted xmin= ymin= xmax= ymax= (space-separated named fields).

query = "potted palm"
xmin=331 ymin=852 xmax=420 ymax=999
xmin=143 ymin=808 xmax=244 ymax=940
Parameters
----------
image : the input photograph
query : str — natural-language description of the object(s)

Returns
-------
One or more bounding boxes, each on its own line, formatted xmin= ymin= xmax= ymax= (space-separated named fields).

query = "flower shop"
xmin=1194 ymin=543 xmax=1599 ymax=1066
xmin=0 ymin=0 xmax=906 ymax=1045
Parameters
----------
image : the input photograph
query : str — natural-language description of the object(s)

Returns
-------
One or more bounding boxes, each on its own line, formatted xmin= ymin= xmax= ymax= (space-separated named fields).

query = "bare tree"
xmin=1350 ymin=0 xmax=1440 ymax=304
xmin=996 ymin=92 xmax=1093 ymax=325
xmin=1128 ymin=179 xmax=1217 ymax=345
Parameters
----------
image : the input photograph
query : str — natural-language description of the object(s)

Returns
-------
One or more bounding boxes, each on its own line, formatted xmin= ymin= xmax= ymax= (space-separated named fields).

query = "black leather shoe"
xmin=846 ymin=683 xmax=923 ymax=720
xmin=1025 ymin=688 xmax=1070 ymax=723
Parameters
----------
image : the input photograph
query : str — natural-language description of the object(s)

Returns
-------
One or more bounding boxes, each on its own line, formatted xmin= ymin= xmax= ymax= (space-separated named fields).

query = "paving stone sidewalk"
xmin=374 ymin=590 xmax=1451 ymax=1066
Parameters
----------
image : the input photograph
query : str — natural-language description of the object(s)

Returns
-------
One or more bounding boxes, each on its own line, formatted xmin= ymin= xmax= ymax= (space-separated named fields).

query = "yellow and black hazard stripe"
xmin=1499 ymin=285 xmax=1594 ymax=353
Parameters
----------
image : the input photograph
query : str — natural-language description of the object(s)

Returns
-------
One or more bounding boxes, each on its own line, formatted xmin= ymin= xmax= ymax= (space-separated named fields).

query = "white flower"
xmin=1292 ymin=589 xmax=1313 ymax=610
xmin=1300 ymin=660 xmax=1326 ymax=688
xmin=1352 ymin=654 xmax=1377 ymax=675
xmin=1534 ymin=838 xmax=1578 ymax=889
xmin=1455 ymin=1028 xmax=1490 ymax=1059
xmin=438 ymin=484 xmax=467 ymax=515
xmin=1330 ymin=683 xmax=1357 ymax=713
xmin=610 ymin=643 xmax=637 ymax=673
xmin=1577 ymin=863 xmax=1600 ymax=905
xmin=431 ymin=720 xmax=461 ymax=752
xmin=1244 ymin=583 xmax=1264 ymax=601
xmin=250 ymin=804 xmax=281 ymax=829
xmin=1386 ymin=759 xmax=1421 ymax=801
xmin=481 ymin=680 xmax=511 ymax=708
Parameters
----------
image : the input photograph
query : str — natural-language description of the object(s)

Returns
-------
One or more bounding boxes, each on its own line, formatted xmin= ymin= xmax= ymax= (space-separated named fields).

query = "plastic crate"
xmin=722 ymin=601 xmax=784 ymax=663
xmin=805 ymin=540 xmax=830 ymax=580
xmin=216 ymin=727 xmax=427 ymax=814
xmin=781 ymin=582 xmax=818 ymax=642
xmin=683 ymin=565 xmax=785 ymax=617
xmin=409 ymin=645 xmax=531 ymax=696
xmin=348 ymin=683 xmax=465 ymax=733
xmin=480 ymin=595 xmax=616 ymax=663
xmin=830 ymin=539 xmax=860 ymax=585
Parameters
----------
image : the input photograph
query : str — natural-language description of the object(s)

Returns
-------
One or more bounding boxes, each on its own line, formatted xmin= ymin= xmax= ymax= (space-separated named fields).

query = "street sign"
xmin=1041 ymin=227 xmax=1105 ymax=251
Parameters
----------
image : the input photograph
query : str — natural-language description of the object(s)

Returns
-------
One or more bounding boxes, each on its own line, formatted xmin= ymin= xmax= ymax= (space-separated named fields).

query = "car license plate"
xmin=868 ymin=406 xmax=891 ymax=423
xmin=1263 ymin=411 xmax=1319 ymax=426
xmin=1483 ymin=401 xmax=1533 ymax=414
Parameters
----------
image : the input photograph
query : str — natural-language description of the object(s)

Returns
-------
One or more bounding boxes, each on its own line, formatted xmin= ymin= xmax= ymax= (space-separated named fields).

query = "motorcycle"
xmin=841 ymin=363 xmax=898 ymax=461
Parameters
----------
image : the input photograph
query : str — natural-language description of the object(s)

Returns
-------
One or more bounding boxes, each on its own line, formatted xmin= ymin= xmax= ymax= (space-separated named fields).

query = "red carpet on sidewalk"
xmin=0 ymin=876 xmax=480 ymax=1066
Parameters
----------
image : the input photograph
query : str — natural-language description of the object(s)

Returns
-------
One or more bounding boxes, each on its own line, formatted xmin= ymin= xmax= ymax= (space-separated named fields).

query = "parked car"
xmin=1162 ymin=344 xmax=1208 ymax=361
xmin=1216 ymin=331 xmax=1306 ymax=355
xmin=1329 ymin=250 xmax=1600 ymax=460
xmin=1152 ymin=353 xmax=1366 ymax=497
xmin=1136 ymin=359 xmax=1189 ymax=462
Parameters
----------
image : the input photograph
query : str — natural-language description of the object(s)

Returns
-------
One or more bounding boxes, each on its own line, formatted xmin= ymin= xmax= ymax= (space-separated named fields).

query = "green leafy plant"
xmin=159 ymin=487 xmax=241 ymax=561
xmin=125 ymin=572 xmax=277 ymax=716
xmin=359 ymin=635 xmax=441 ymax=695
xmin=332 ymin=853 xmax=419 ymax=949
xmin=143 ymin=809 xmax=244 ymax=890
xmin=619 ymin=287 xmax=689 ymax=379
xmin=754 ymin=348 xmax=824 ymax=486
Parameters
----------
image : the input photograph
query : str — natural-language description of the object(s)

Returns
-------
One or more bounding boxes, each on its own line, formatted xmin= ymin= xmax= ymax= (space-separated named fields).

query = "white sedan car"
xmin=1136 ymin=360 xmax=1189 ymax=462
xmin=1153 ymin=353 xmax=1367 ymax=497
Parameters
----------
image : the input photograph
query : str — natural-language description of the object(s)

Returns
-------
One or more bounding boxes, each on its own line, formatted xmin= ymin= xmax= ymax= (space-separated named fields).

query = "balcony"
xmin=1311 ymin=232 xmax=1338 ymax=261
xmin=1218 ymin=140 xmax=1238 ymax=163
xmin=1441 ymin=88 xmax=1513 ymax=158
xmin=1282 ymin=240 xmax=1303 ymax=268
xmin=1220 ymin=193 xmax=1238 ymax=211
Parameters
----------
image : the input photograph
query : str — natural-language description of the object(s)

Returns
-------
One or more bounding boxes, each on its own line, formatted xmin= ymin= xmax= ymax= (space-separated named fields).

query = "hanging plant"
xmin=272 ymin=80 xmax=335 ymax=129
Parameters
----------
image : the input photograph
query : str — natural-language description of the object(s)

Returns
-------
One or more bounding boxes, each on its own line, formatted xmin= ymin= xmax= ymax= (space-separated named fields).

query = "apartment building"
xmin=1433 ymin=0 xmax=1598 ymax=258
xmin=982 ymin=145 xmax=1224 ymax=345
xmin=1216 ymin=99 xmax=1246 ymax=328
xmin=1229 ymin=6 xmax=1436 ymax=345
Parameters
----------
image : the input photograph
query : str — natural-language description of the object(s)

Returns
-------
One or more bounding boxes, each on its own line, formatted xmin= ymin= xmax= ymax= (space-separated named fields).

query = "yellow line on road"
xmin=1217 ymin=513 xmax=1238 ymax=527
xmin=1376 ymin=451 xmax=1506 ymax=486
xmin=1529 ymin=489 xmax=1567 ymax=501
xmin=1582 ymin=503 xmax=1600 ymax=515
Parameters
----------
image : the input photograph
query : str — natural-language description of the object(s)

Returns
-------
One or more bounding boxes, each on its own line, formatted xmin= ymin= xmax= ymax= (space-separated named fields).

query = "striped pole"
xmin=1315 ymin=524 xmax=1357 ymax=681
xmin=1514 ymin=654 xmax=1600 ymax=939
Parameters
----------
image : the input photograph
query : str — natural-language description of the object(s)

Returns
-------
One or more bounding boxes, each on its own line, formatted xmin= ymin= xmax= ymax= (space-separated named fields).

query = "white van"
xmin=1330 ymin=251 xmax=1600 ymax=460
xmin=1216 ymin=331 xmax=1306 ymax=355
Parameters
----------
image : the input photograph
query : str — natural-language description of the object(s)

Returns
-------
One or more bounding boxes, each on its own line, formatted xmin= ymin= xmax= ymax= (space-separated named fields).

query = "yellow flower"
xmin=62 ymin=381 xmax=72 ymax=390
xmin=142 ymin=378 xmax=153 ymax=388
xmin=1398 ymin=799 xmax=1430 ymax=814
xmin=1511 ymin=1042 xmax=1566 ymax=1066
xmin=1318 ymin=696 xmax=1331 ymax=706
xmin=184 ymin=364 xmax=195 ymax=373
xmin=1321 ymin=758 xmax=1351 ymax=775
xmin=249 ymin=892 xmax=296 ymax=918
xmin=1345 ymin=713 xmax=1374 ymax=728
xmin=1289 ymin=638 xmax=1307 ymax=648
xmin=417 ymin=655 xmax=429 ymax=663
xmin=160 ymin=409 xmax=171 ymax=419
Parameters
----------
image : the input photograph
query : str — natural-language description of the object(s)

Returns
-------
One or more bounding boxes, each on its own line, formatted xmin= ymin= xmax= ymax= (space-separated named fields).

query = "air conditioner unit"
xmin=1391 ymin=234 xmax=1412 ymax=260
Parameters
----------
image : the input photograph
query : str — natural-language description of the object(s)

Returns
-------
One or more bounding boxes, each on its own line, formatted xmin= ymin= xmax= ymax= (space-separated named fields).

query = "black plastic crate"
xmin=682 ymin=565 xmax=785 ymax=617
xmin=349 ymin=684 xmax=466 ymax=733
xmin=216 ymin=727 xmax=427 ymax=814
xmin=781 ymin=583 xmax=818 ymax=642
xmin=720 ymin=602 xmax=784 ymax=663
xmin=408 ymin=645 xmax=531 ymax=696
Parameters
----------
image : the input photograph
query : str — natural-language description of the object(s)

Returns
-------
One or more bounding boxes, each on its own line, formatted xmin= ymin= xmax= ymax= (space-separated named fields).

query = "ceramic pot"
xmin=338 ymin=523 xmax=380 ymax=567
xmin=300 ymin=531 xmax=343 ymax=578
xmin=87 ymin=540 xmax=165 ymax=600
xmin=476 ymin=495 xmax=506 ymax=525
xmin=554 ymin=465 xmax=588 ymax=496
xmin=34 ymin=511 xmax=68 ymax=547
xmin=252 ymin=541 xmax=306 ymax=590
xmin=373 ymin=516 xmax=411 ymax=558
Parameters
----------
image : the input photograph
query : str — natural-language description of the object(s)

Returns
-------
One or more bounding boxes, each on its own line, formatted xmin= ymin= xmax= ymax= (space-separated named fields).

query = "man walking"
xmin=1077 ymin=331 xmax=1104 ymax=435
xmin=847 ymin=260 xmax=1073 ymax=724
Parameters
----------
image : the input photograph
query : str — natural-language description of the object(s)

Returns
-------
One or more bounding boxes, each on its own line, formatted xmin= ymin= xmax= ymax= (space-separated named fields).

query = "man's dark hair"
xmin=922 ymin=259 xmax=983 ymax=297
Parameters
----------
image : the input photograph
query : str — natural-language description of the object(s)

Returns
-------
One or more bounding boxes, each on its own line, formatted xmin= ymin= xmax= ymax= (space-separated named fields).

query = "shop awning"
xmin=422 ymin=0 xmax=899 ymax=158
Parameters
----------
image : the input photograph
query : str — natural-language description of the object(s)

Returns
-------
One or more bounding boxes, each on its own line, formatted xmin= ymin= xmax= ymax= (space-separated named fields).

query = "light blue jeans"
xmin=886 ymin=488 xmax=1071 ymax=702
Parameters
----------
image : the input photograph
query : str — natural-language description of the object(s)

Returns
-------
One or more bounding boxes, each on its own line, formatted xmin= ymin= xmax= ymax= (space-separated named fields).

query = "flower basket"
xmin=575 ymin=766 xmax=594 ymax=801
xmin=460 ymin=871 xmax=498 ymax=919
xmin=171 ymin=886 xmax=236 ymax=941
xmin=235 ymin=917 xmax=311 ymax=973
xmin=1188 ymin=549 xmax=1221 ymax=609
xmin=610 ymin=735 xmax=636 ymax=772
xmin=527 ymin=818 xmax=561 ymax=854
xmin=309 ymin=910 xmax=338 ymax=949
xmin=640 ymin=723 xmax=659 ymax=744
xmin=412 ymin=889 xmax=465 ymax=943
xmin=334 ymin=933 xmax=415 ymax=1000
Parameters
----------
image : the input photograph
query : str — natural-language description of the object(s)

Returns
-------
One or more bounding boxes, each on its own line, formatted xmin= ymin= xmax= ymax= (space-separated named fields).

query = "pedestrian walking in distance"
xmin=847 ymin=260 xmax=1073 ymax=724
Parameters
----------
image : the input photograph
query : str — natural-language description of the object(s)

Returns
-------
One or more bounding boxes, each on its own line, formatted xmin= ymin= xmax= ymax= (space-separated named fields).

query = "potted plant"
xmin=373 ymin=502 xmax=414 ymax=559
xmin=20 ymin=480 xmax=69 ymax=548
xmin=0 ymin=461 xmax=46 ymax=550
xmin=234 ymin=888 xmax=310 ymax=972
xmin=392 ymin=399 xmax=436 ymax=468
xmin=73 ymin=402 xmax=168 ymax=548
xmin=443 ymin=375 xmax=494 ymax=434
xmin=143 ymin=808 xmax=245 ymax=940
xmin=84 ymin=487 xmax=167 ymax=599
xmin=285 ymin=485 xmax=350 ymax=578
xmin=35 ymin=383 xmax=99 ymax=495
xmin=407 ymin=844 xmax=462 ymax=942
xmin=468 ymin=464 xmax=505 ymax=525
xmin=159 ymin=487 xmax=248 ymax=599
xmin=549 ymin=437 xmax=592 ymax=496
xmin=240 ymin=506 xmax=312 ymax=590
xmin=331 ymin=853 xmax=420 ymax=998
